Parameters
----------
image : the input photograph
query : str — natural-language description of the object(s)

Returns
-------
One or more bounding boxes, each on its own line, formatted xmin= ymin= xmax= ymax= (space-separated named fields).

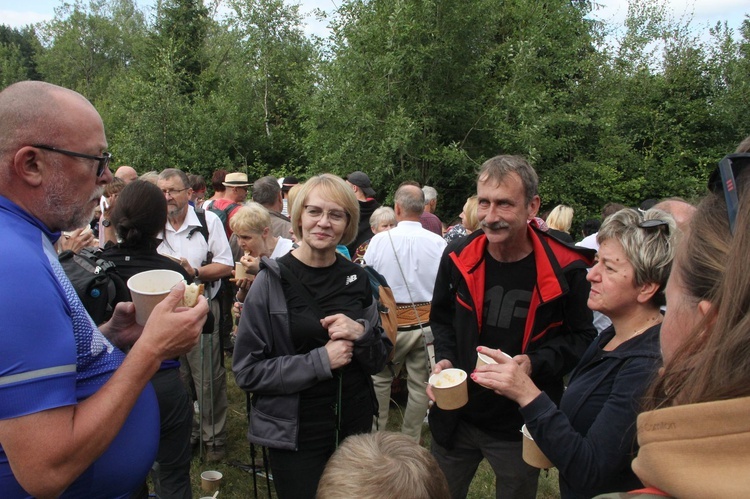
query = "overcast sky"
xmin=1 ymin=0 xmax=746 ymax=40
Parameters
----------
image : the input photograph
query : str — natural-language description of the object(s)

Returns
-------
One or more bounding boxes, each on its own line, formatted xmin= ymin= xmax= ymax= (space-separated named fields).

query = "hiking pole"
xmin=209 ymin=322 xmax=216 ymax=455
xmin=335 ymin=369 xmax=343 ymax=447
xmin=199 ymin=334 xmax=205 ymax=461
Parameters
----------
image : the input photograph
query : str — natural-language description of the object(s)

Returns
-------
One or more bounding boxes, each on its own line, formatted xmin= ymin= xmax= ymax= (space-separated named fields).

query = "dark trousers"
xmin=431 ymin=420 xmax=540 ymax=499
xmin=150 ymin=368 xmax=193 ymax=499
xmin=268 ymin=395 xmax=372 ymax=499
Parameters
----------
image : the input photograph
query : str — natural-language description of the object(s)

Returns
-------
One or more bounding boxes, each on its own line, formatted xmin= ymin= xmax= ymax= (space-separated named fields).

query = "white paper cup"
xmin=200 ymin=470 xmax=223 ymax=493
xmin=476 ymin=350 xmax=512 ymax=368
xmin=521 ymin=424 xmax=554 ymax=469
xmin=127 ymin=269 xmax=184 ymax=325
xmin=235 ymin=261 xmax=247 ymax=279
xmin=429 ymin=368 xmax=468 ymax=410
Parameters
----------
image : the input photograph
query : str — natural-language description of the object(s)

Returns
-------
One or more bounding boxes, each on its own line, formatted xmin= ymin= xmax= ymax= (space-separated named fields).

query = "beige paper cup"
xmin=235 ymin=261 xmax=247 ymax=279
xmin=429 ymin=368 xmax=468 ymax=410
xmin=521 ymin=424 xmax=554 ymax=469
xmin=200 ymin=470 xmax=223 ymax=493
xmin=127 ymin=269 xmax=184 ymax=326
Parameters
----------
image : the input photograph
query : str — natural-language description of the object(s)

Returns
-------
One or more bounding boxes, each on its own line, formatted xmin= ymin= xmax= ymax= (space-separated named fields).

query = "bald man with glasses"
xmin=0 ymin=81 xmax=208 ymax=498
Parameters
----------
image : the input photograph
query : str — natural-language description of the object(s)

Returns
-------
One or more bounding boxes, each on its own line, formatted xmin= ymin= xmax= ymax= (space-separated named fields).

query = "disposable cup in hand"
xmin=429 ymin=368 xmax=468 ymax=410
xmin=476 ymin=349 xmax=512 ymax=368
xmin=200 ymin=470 xmax=223 ymax=493
xmin=127 ymin=269 xmax=184 ymax=325
xmin=235 ymin=261 xmax=247 ymax=279
xmin=521 ymin=424 xmax=554 ymax=469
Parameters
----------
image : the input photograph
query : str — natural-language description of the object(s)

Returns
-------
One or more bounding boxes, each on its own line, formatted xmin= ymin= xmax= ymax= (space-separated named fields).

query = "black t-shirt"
xmin=277 ymin=252 xmax=373 ymax=354
xmin=465 ymin=251 xmax=536 ymax=440
xmin=276 ymin=252 xmax=377 ymax=442
xmin=277 ymin=253 xmax=373 ymax=424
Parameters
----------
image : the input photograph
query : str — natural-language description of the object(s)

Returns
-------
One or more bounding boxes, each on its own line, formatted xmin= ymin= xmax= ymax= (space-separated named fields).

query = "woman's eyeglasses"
xmin=303 ymin=205 xmax=350 ymax=224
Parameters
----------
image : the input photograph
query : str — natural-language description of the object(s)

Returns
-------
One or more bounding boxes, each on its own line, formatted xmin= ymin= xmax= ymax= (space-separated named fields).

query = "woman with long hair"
xmin=473 ymin=208 xmax=676 ymax=498
xmin=614 ymin=153 xmax=750 ymax=496
xmin=232 ymin=174 xmax=391 ymax=499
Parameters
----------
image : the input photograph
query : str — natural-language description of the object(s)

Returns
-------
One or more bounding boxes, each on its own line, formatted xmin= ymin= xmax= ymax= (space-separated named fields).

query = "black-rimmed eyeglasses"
xmin=33 ymin=144 xmax=111 ymax=177
xmin=708 ymin=153 xmax=750 ymax=235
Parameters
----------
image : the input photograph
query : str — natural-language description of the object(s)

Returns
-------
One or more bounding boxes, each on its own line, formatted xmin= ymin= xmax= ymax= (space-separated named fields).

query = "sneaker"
xmin=205 ymin=445 xmax=226 ymax=463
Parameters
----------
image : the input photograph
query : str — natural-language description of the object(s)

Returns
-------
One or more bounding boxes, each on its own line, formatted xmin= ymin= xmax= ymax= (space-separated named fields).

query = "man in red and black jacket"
xmin=428 ymin=155 xmax=596 ymax=499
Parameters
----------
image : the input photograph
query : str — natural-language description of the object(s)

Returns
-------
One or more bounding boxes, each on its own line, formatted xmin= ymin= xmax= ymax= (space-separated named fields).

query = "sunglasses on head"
xmin=638 ymin=218 xmax=670 ymax=233
xmin=708 ymin=153 xmax=750 ymax=234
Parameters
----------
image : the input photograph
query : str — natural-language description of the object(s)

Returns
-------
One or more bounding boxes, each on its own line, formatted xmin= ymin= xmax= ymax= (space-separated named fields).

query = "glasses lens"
xmin=98 ymin=153 xmax=112 ymax=177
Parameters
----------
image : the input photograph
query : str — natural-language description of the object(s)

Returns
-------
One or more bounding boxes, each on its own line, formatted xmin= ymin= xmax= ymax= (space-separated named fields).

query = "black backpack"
xmin=58 ymin=248 xmax=130 ymax=325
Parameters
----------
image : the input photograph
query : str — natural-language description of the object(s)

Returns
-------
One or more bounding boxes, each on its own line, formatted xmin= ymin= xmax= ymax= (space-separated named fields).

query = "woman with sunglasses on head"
xmin=472 ymin=208 xmax=676 ymax=499
xmin=232 ymin=174 xmax=392 ymax=499
xmin=595 ymin=148 xmax=750 ymax=498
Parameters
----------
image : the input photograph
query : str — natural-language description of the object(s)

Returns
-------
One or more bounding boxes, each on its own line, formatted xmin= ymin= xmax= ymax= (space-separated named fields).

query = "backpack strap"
xmin=277 ymin=261 xmax=326 ymax=319
xmin=188 ymin=207 xmax=213 ymax=265
xmin=189 ymin=207 xmax=210 ymax=242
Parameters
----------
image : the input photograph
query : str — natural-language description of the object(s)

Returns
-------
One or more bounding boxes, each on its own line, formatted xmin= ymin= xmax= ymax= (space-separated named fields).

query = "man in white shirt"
xmin=157 ymin=168 xmax=234 ymax=461
xmin=364 ymin=184 xmax=447 ymax=441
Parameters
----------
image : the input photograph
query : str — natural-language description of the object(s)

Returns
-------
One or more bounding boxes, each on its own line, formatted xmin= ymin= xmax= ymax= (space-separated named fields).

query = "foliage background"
xmin=2 ymin=0 xmax=748 ymax=228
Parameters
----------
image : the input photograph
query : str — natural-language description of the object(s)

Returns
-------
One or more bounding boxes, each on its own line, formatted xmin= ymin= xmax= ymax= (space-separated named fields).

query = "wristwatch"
xmin=194 ymin=267 xmax=200 ymax=280
xmin=102 ymin=219 xmax=111 ymax=227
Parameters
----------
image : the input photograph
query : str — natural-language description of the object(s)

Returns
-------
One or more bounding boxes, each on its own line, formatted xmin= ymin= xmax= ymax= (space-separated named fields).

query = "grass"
xmin=186 ymin=361 xmax=561 ymax=498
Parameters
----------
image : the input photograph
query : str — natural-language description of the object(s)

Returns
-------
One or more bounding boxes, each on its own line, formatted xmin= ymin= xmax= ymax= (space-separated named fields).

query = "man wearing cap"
xmin=279 ymin=175 xmax=299 ymax=216
xmin=346 ymin=171 xmax=381 ymax=256
xmin=210 ymin=172 xmax=248 ymax=238
xmin=253 ymin=175 xmax=292 ymax=240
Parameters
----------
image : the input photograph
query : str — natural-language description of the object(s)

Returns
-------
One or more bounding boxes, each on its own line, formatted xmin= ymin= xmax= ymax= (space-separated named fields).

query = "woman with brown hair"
xmin=616 ymin=152 xmax=750 ymax=497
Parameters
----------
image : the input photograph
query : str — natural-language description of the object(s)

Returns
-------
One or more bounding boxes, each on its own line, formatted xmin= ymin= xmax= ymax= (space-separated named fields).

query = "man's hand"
xmin=426 ymin=359 xmax=454 ymax=402
xmin=471 ymin=347 xmax=541 ymax=408
xmin=99 ymin=302 xmax=142 ymax=350
xmin=133 ymin=282 xmax=208 ymax=362
xmin=514 ymin=354 xmax=532 ymax=376
xmin=58 ymin=227 xmax=95 ymax=254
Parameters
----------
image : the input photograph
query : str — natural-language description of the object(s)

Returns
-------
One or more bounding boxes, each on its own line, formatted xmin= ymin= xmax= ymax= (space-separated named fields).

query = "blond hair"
xmin=546 ymin=204 xmax=573 ymax=233
xmin=462 ymin=195 xmax=479 ymax=232
xmin=316 ymin=432 xmax=450 ymax=499
xmin=290 ymin=174 xmax=359 ymax=245
xmin=229 ymin=202 xmax=271 ymax=235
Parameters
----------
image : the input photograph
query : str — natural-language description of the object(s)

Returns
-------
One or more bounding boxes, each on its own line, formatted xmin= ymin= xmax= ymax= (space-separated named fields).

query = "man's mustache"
xmin=481 ymin=220 xmax=510 ymax=230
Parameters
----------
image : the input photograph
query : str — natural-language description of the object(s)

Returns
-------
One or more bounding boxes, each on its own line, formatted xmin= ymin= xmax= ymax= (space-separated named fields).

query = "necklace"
xmin=630 ymin=315 xmax=662 ymax=339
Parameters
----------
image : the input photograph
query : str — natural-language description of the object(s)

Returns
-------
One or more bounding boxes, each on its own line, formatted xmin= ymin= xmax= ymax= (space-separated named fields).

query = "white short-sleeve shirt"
xmin=157 ymin=206 xmax=233 ymax=299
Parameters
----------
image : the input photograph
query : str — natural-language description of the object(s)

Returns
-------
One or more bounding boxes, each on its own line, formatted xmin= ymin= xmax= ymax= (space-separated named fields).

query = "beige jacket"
xmin=631 ymin=396 xmax=750 ymax=498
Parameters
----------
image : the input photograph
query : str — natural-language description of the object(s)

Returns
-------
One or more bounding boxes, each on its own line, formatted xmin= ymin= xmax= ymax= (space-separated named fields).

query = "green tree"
xmin=0 ymin=25 xmax=42 ymax=85
xmin=151 ymin=0 xmax=210 ymax=96
xmin=35 ymin=0 xmax=146 ymax=99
